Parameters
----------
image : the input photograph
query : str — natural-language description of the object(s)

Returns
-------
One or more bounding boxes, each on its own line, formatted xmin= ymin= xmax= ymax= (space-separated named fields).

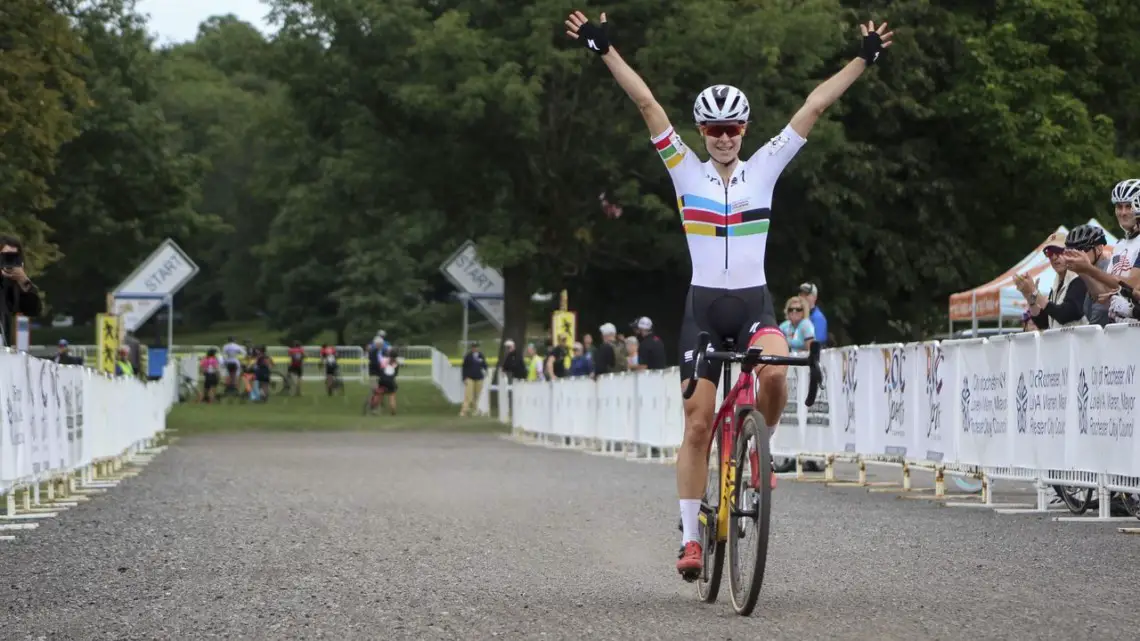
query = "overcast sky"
xmin=136 ymin=0 xmax=274 ymax=44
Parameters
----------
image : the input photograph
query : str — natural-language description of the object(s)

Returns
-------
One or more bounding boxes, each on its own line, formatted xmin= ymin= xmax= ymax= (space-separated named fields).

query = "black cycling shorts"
xmin=376 ymin=376 xmax=397 ymax=393
xmin=678 ymin=284 xmax=780 ymax=386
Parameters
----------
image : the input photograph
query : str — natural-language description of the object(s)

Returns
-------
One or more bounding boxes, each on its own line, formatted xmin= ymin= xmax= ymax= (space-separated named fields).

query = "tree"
xmin=0 ymin=0 xmax=88 ymax=273
xmin=37 ymin=0 xmax=218 ymax=321
xmin=155 ymin=18 xmax=298 ymax=325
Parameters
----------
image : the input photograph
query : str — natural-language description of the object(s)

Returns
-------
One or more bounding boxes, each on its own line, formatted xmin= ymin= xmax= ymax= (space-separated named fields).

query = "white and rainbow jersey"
xmin=651 ymin=124 xmax=806 ymax=290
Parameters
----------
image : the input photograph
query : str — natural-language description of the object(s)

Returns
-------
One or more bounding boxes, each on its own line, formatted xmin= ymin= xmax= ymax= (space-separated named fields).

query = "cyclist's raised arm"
xmin=788 ymin=21 xmax=893 ymax=139
xmin=565 ymin=11 xmax=670 ymax=138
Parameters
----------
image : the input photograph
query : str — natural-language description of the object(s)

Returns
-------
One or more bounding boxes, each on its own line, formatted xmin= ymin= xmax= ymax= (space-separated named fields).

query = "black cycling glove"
xmin=577 ymin=20 xmax=611 ymax=55
xmin=859 ymin=31 xmax=885 ymax=66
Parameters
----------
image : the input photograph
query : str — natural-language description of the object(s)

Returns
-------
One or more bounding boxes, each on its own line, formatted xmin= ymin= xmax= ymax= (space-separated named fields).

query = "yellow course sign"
xmin=96 ymin=314 xmax=120 ymax=374
xmin=551 ymin=310 xmax=577 ymax=350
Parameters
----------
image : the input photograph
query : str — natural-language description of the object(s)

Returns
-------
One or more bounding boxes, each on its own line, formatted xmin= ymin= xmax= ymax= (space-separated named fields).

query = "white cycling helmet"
xmin=693 ymin=84 xmax=750 ymax=124
xmin=1110 ymin=178 xmax=1140 ymax=204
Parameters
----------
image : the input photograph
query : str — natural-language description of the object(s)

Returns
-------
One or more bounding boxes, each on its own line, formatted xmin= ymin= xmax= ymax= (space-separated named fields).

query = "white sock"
xmin=768 ymin=423 xmax=778 ymax=439
xmin=680 ymin=499 xmax=701 ymax=545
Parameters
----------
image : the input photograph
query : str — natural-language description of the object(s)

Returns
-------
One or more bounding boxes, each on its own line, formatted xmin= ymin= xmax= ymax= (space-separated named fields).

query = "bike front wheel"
xmin=696 ymin=428 xmax=725 ymax=603
xmin=268 ymin=371 xmax=287 ymax=396
xmin=728 ymin=409 xmax=772 ymax=616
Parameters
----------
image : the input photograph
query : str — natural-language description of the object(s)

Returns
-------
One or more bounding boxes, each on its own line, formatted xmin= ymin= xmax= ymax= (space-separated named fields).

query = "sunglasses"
xmin=701 ymin=123 xmax=745 ymax=138
xmin=788 ymin=307 xmax=804 ymax=313
xmin=1043 ymin=246 xmax=1065 ymax=258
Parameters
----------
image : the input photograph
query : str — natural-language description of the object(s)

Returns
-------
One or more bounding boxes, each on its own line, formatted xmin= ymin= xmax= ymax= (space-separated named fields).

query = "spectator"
xmin=199 ymin=347 xmax=221 ymax=403
xmin=320 ymin=343 xmax=339 ymax=395
xmin=253 ymin=346 xmax=273 ymax=402
xmin=524 ymin=343 xmax=543 ymax=381
xmin=499 ymin=339 xmax=527 ymax=382
xmin=221 ymin=336 xmax=245 ymax=390
xmin=798 ymin=283 xmax=829 ymax=347
xmin=545 ymin=337 xmax=569 ymax=380
xmin=122 ymin=331 xmax=142 ymax=375
xmin=1062 ymin=224 xmax=1112 ymax=326
xmin=581 ymin=333 xmax=596 ymax=368
xmin=114 ymin=346 xmax=135 ymax=378
xmin=593 ymin=323 xmax=621 ymax=376
xmin=1067 ymin=181 xmax=1140 ymax=323
xmin=569 ymin=341 xmax=592 ymax=376
xmin=632 ymin=316 xmax=667 ymax=370
xmin=779 ymin=295 xmax=816 ymax=350
xmin=625 ymin=335 xmax=640 ymax=368
xmin=1014 ymin=232 xmax=1087 ymax=329
xmin=53 ymin=339 xmax=83 ymax=366
xmin=0 ymin=235 xmax=41 ymax=348
xmin=287 ymin=340 xmax=305 ymax=395
xmin=460 ymin=341 xmax=488 ymax=417
xmin=373 ymin=347 xmax=399 ymax=415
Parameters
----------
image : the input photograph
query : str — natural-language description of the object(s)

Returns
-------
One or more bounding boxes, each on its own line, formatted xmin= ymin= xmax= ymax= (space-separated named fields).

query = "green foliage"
xmin=5 ymin=0 xmax=1140 ymax=351
xmin=0 ymin=0 xmax=89 ymax=272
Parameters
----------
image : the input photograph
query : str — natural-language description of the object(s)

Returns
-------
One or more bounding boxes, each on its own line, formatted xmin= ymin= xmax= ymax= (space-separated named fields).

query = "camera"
xmin=0 ymin=252 xmax=22 ymax=270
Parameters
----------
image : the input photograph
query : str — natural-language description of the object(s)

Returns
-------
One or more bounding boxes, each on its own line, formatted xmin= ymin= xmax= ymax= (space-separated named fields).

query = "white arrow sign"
xmin=113 ymin=239 xmax=199 ymax=332
xmin=439 ymin=240 xmax=504 ymax=329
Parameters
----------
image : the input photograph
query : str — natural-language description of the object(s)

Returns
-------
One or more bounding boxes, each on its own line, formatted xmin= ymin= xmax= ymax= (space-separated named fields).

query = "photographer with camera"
xmin=0 ymin=235 xmax=42 ymax=347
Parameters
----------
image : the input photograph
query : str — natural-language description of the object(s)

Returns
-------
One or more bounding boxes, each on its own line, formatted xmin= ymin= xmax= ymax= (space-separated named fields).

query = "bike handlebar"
xmin=681 ymin=331 xmax=824 ymax=406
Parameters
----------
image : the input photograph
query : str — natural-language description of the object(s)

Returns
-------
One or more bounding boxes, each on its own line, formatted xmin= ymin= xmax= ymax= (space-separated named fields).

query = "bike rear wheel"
xmin=696 ymin=428 xmax=725 ymax=602
xmin=728 ymin=409 xmax=772 ymax=616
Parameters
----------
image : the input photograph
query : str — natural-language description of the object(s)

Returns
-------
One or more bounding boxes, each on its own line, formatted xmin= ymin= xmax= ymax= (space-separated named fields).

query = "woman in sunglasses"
xmin=564 ymin=9 xmax=894 ymax=580
xmin=779 ymin=296 xmax=816 ymax=351
xmin=1013 ymin=232 xmax=1088 ymax=330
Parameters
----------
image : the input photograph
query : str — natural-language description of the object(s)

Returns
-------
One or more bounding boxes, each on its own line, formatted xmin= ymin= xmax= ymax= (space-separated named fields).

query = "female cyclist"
xmin=564 ymin=9 xmax=893 ymax=580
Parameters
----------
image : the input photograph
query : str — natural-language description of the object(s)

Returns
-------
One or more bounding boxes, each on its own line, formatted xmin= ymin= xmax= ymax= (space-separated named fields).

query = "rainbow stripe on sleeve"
xmin=654 ymin=129 xmax=686 ymax=169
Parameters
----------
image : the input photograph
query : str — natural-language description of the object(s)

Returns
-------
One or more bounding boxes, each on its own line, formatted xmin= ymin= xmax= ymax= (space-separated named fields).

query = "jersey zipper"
xmin=723 ymin=180 xmax=730 ymax=270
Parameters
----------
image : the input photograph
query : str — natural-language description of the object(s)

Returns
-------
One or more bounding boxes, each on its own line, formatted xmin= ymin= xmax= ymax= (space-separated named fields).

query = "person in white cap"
xmin=592 ymin=322 xmax=625 ymax=376
xmin=631 ymin=316 xmax=666 ymax=370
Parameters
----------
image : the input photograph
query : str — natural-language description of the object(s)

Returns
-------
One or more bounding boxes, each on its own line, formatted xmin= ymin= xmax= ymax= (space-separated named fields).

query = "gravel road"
xmin=3 ymin=431 xmax=1137 ymax=641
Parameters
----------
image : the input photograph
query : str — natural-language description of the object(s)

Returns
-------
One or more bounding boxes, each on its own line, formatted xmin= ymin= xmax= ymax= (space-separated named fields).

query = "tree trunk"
xmin=500 ymin=263 xmax=531 ymax=363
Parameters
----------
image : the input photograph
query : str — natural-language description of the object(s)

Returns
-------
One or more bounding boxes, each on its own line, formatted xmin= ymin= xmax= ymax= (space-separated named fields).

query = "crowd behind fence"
xmin=488 ymin=322 xmax=1140 ymax=520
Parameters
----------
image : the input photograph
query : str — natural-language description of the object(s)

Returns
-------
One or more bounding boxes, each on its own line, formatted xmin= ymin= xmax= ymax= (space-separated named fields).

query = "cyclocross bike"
xmin=682 ymin=331 xmax=823 ymax=616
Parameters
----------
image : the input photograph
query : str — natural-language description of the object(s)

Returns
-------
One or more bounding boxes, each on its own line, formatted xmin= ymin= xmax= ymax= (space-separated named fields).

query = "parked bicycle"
xmin=681 ymin=332 xmax=823 ymax=616
xmin=178 ymin=375 xmax=198 ymax=403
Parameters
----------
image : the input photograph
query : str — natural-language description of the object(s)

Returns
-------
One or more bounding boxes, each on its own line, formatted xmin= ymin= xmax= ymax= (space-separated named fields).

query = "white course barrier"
xmin=507 ymin=323 xmax=1140 ymax=518
xmin=0 ymin=349 xmax=177 ymax=523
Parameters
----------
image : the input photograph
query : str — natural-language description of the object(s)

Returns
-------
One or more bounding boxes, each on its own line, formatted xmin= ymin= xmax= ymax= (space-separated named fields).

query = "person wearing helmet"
xmin=564 ymin=9 xmax=894 ymax=581
xmin=1062 ymin=181 xmax=1140 ymax=322
xmin=1063 ymin=224 xmax=1111 ymax=326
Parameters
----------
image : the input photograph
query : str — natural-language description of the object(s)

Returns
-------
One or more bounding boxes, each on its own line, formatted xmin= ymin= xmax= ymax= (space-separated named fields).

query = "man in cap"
xmin=54 ymin=339 xmax=83 ymax=365
xmin=798 ymin=283 xmax=829 ymax=347
xmin=632 ymin=316 xmax=667 ymax=370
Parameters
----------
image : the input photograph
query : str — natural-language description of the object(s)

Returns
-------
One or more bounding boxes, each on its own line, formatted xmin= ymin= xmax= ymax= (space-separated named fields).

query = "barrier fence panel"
xmin=503 ymin=323 xmax=1140 ymax=517
xmin=0 ymin=348 xmax=176 ymax=499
